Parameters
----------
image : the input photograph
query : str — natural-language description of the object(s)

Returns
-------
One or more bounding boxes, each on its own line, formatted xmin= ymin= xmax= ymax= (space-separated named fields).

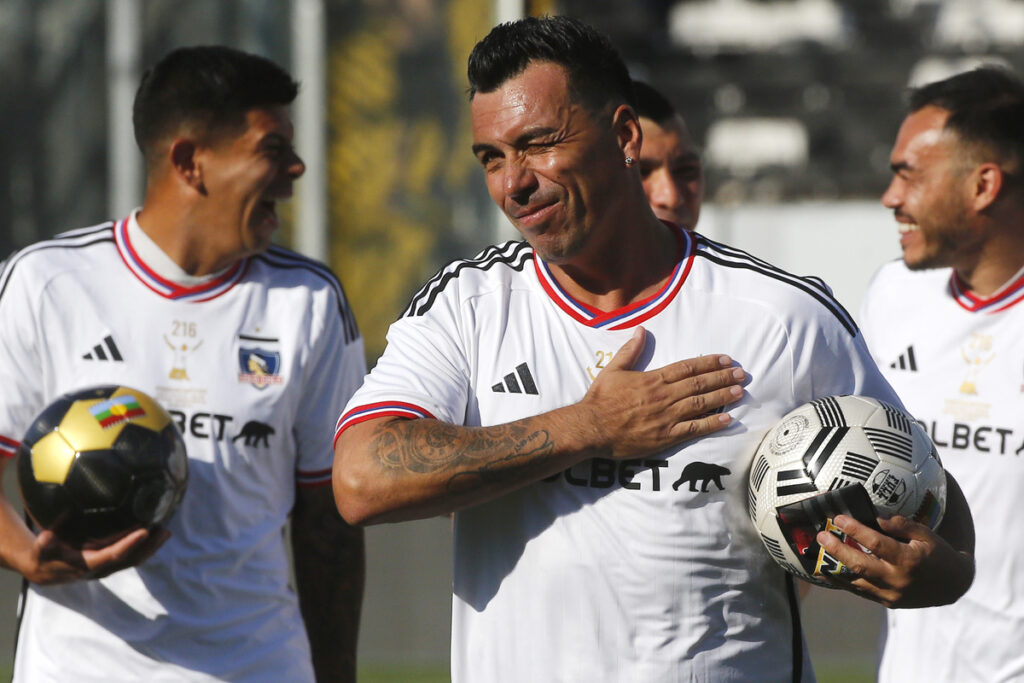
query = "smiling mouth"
xmin=510 ymin=201 xmax=557 ymax=224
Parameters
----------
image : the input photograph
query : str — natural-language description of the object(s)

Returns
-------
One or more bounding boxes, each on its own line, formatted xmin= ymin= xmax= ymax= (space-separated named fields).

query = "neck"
xmin=954 ymin=221 xmax=1024 ymax=296
xmin=136 ymin=192 xmax=238 ymax=277
xmin=545 ymin=213 xmax=679 ymax=311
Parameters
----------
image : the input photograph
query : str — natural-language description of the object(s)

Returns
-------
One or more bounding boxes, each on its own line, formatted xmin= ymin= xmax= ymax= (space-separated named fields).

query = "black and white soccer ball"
xmin=17 ymin=385 xmax=188 ymax=549
xmin=747 ymin=395 xmax=946 ymax=587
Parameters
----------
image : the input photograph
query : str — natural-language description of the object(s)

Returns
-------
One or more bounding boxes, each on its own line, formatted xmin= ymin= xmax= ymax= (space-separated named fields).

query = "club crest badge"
xmin=238 ymin=342 xmax=284 ymax=389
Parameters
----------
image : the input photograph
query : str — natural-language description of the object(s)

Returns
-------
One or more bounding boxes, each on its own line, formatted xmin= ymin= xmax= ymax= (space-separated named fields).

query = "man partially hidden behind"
xmin=633 ymin=79 xmax=704 ymax=230
xmin=0 ymin=46 xmax=366 ymax=681
xmin=334 ymin=16 xmax=975 ymax=682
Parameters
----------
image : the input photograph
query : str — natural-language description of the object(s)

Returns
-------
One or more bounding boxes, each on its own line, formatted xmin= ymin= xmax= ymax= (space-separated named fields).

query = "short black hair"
xmin=133 ymin=45 xmax=298 ymax=165
xmin=467 ymin=15 xmax=635 ymax=115
xmin=632 ymin=80 xmax=678 ymax=124
xmin=909 ymin=66 xmax=1024 ymax=173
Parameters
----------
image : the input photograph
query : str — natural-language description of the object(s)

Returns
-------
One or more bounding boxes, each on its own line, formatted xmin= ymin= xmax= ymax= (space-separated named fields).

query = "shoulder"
xmin=401 ymin=240 xmax=533 ymax=319
xmin=862 ymin=259 xmax=949 ymax=311
xmin=866 ymin=258 xmax=947 ymax=292
xmin=250 ymin=245 xmax=360 ymax=342
xmin=251 ymin=245 xmax=347 ymax=292
xmin=0 ymin=222 xmax=116 ymax=296
xmin=861 ymin=259 xmax=949 ymax=331
xmin=691 ymin=232 xmax=857 ymax=336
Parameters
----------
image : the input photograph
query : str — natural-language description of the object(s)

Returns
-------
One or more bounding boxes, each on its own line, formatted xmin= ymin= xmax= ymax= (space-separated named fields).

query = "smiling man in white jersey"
xmin=333 ymin=16 xmax=974 ymax=682
xmin=861 ymin=66 xmax=1024 ymax=682
xmin=0 ymin=46 xmax=366 ymax=681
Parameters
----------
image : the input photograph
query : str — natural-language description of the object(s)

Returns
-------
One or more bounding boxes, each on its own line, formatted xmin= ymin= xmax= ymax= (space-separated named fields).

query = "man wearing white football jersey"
xmin=0 ymin=46 xmax=365 ymax=681
xmin=334 ymin=16 xmax=974 ymax=682
xmin=863 ymin=67 xmax=1024 ymax=682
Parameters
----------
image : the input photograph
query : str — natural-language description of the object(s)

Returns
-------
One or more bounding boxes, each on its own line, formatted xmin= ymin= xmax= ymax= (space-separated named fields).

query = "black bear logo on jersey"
xmin=232 ymin=421 xmax=275 ymax=447
xmin=672 ymin=462 xmax=731 ymax=492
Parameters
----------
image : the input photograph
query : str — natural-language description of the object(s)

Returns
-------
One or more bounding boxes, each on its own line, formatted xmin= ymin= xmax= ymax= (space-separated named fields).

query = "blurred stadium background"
xmin=3 ymin=0 xmax=1023 ymax=680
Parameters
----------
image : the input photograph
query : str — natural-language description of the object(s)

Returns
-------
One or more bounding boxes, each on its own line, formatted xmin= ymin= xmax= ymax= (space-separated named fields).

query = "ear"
xmin=169 ymin=138 xmax=206 ymax=194
xmin=611 ymin=104 xmax=643 ymax=163
xmin=971 ymin=163 xmax=1003 ymax=212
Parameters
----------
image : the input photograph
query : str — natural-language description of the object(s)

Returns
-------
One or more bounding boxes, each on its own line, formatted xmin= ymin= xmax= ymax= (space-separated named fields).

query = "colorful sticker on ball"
xmin=89 ymin=395 xmax=146 ymax=429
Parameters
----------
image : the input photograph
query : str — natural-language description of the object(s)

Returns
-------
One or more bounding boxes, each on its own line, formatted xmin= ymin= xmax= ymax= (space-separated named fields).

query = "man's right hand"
xmin=20 ymin=526 xmax=169 ymax=585
xmin=581 ymin=327 xmax=746 ymax=460
xmin=335 ymin=326 xmax=746 ymax=524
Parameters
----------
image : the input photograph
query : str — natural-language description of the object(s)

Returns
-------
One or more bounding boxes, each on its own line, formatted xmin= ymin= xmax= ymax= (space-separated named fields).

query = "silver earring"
xmin=625 ymin=156 xmax=634 ymax=166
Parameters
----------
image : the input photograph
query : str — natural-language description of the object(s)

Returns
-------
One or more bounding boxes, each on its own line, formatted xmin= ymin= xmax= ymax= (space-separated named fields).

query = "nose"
xmin=503 ymin=157 xmax=538 ymax=205
xmin=286 ymin=149 xmax=306 ymax=179
xmin=648 ymin=168 xmax=683 ymax=211
xmin=881 ymin=177 xmax=901 ymax=209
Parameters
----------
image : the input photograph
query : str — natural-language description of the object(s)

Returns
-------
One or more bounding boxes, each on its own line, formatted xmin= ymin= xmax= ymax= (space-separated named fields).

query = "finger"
xmin=35 ymin=530 xmax=87 ymax=569
xmin=34 ymin=529 xmax=60 ymax=554
xmin=832 ymin=514 xmax=905 ymax=559
xmin=657 ymin=354 xmax=739 ymax=384
xmin=82 ymin=528 xmax=150 ymax=572
xmin=816 ymin=516 xmax=899 ymax=572
xmin=130 ymin=528 xmax=172 ymax=565
xmin=820 ymin=573 xmax=894 ymax=606
xmin=603 ymin=327 xmax=647 ymax=373
xmin=876 ymin=514 xmax=932 ymax=543
xmin=667 ymin=409 xmax=733 ymax=441
xmin=669 ymin=383 xmax=745 ymax=420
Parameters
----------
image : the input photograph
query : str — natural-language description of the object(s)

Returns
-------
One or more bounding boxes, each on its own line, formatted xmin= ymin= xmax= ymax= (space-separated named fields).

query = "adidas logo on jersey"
xmin=889 ymin=345 xmax=917 ymax=371
xmin=492 ymin=363 xmax=538 ymax=395
xmin=82 ymin=335 xmax=123 ymax=362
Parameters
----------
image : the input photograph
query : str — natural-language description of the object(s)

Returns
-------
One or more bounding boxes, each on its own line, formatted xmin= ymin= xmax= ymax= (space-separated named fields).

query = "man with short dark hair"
xmin=0 ymin=45 xmax=366 ymax=681
xmin=862 ymin=65 xmax=1024 ymax=682
xmin=633 ymin=79 xmax=704 ymax=229
xmin=334 ymin=16 xmax=974 ymax=681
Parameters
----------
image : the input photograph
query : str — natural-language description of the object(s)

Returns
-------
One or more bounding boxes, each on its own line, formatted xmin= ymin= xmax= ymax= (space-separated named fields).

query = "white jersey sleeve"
xmin=0 ymin=230 xmax=102 ymax=453
xmin=799 ymin=304 xmax=901 ymax=408
xmin=337 ymin=267 xmax=472 ymax=433
xmin=293 ymin=281 xmax=366 ymax=485
xmin=0 ymin=254 xmax=41 ymax=454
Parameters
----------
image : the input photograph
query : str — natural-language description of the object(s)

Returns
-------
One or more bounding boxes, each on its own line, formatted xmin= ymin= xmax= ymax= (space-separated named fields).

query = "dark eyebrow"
xmin=471 ymin=126 xmax=561 ymax=157
xmin=471 ymin=142 xmax=495 ymax=157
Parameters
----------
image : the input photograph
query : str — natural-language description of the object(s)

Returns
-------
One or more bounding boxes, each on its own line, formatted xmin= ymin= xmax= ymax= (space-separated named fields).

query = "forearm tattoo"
xmin=370 ymin=420 xmax=556 ymax=491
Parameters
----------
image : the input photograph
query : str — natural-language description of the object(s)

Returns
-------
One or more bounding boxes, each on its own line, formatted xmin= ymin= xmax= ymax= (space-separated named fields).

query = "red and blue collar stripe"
xmin=0 ymin=434 xmax=18 ymax=459
xmin=533 ymin=226 xmax=694 ymax=330
xmin=333 ymin=401 xmax=437 ymax=446
xmin=950 ymin=264 xmax=1024 ymax=313
xmin=114 ymin=217 xmax=247 ymax=302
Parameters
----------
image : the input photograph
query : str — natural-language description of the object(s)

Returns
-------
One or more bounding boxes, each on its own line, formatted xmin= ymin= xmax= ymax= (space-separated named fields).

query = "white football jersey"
xmin=862 ymin=259 xmax=1024 ymax=682
xmin=338 ymin=227 xmax=899 ymax=682
xmin=0 ymin=212 xmax=365 ymax=682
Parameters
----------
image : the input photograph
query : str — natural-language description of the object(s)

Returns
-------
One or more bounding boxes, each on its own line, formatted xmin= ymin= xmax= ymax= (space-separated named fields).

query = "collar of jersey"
xmin=950 ymin=262 xmax=1024 ymax=313
xmin=114 ymin=216 xmax=248 ymax=302
xmin=532 ymin=224 xmax=694 ymax=329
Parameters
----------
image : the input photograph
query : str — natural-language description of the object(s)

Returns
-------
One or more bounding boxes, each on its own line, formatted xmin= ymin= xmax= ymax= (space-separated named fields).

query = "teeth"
xmin=898 ymin=223 xmax=919 ymax=234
